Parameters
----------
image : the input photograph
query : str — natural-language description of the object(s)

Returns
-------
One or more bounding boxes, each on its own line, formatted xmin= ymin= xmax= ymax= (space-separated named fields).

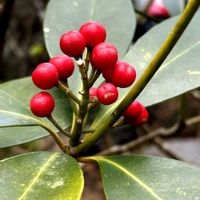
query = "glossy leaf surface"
xmin=44 ymin=0 xmax=136 ymax=58
xmin=0 ymin=77 xmax=72 ymax=147
xmin=0 ymin=152 xmax=84 ymax=200
xmin=163 ymin=0 xmax=183 ymax=16
xmin=92 ymin=155 xmax=200 ymax=200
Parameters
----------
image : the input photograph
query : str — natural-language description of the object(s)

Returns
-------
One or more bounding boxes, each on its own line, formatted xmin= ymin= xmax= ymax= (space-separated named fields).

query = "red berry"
xmin=79 ymin=21 xmax=106 ymax=48
xmin=49 ymin=55 xmax=74 ymax=80
xmin=60 ymin=30 xmax=86 ymax=57
xmin=97 ymin=83 xmax=118 ymax=105
xmin=30 ymin=92 xmax=55 ymax=117
xmin=90 ymin=42 xmax=118 ymax=71
xmin=111 ymin=61 xmax=136 ymax=88
xmin=89 ymin=87 xmax=98 ymax=101
xmin=32 ymin=63 xmax=58 ymax=90
xmin=89 ymin=87 xmax=99 ymax=108
xmin=123 ymin=101 xmax=142 ymax=120
xmin=102 ymin=68 xmax=112 ymax=82
xmin=147 ymin=0 xmax=170 ymax=18
xmin=128 ymin=106 xmax=149 ymax=127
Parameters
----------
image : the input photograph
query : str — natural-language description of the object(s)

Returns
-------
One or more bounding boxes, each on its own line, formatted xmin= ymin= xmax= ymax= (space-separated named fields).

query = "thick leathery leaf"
xmin=0 ymin=77 xmax=72 ymax=147
xmin=0 ymin=152 xmax=84 ymax=200
xmin=44 ymin=0 xmax=136 ymax=58
xmin=91 ymin=155 xmax=200 ymax=200
xmin=163 ymin=0 xmax=184 ymax=16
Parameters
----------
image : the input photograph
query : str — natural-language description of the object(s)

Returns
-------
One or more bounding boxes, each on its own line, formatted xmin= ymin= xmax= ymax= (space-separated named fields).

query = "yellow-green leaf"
xmin=0 ymin=152 xmax=84 ymax=200
xmin=91 ymin=155 xmax=200 ymax=200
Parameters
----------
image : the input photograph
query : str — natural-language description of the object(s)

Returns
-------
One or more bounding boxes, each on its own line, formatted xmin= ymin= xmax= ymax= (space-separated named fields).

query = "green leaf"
xmin=0 ymin=152 xmax=84 ymax=200
xmin=44 ymin=0 xmax=136 ymax=58
xmin=92 ymin=12 xmax=200 ymax=127
xmin=0 ymin=127 xmax=49 ymax=148
xmin=91 ymin=155 xmax=200 ymax=200
xmin=163 ymin=0 xmax=183 ymax=16
xmin=0 ymin=77 xmax=72 ymax=148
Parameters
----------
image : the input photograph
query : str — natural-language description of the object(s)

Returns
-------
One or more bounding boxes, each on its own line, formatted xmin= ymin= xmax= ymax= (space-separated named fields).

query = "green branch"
xmin=57 ymin=80 xmax=81 ymax=106
xmin=88 ymin=69 xmax=102 ymax=87
xmin=47 ymin=115 xmax=72 ymax=138
xmin=70 ymin=49 xmax=91 ymax=146
xmin=71 ymin=0 xmax=200 ymax=155
xmin=42 ymin=124 xmax=67 ymax=152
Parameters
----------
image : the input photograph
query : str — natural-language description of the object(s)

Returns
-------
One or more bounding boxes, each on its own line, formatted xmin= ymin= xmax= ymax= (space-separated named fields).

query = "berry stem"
xmin=112 ymin=117 xmax=126 ymax=128
xmin=47 ymin=115 xmax=72 ymax=138
xmin=88 ymin=70 xmax=101 ymax=87
xmin=42 ymin=124 xmax=67 ymax=152
xmin=82 ymin=128 xmax=96 ymax=134
xmin=57 ymin=80 xmax=81 ymax=106
xmin=88 ymin=66 xmax=96 ymax=80
xmin=84 ymin=48 xmax=91 ymax=74
xmin=70 ymin=0 xmax=200 ymax=155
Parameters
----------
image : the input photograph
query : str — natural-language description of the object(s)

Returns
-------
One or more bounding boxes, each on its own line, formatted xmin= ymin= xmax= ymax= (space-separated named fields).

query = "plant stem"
xmin=112 ymin=117 xmax=126 ymax=128
xmin=42 ymin=124 xmax=67 ymax=152
xmin=71 ymin=0 xmax=200 ymax=155
xmin=88 ymin=67 xmax=96 ymax=80
xmin=84 ymin=48 xmax=91 ymax=74
xmin=70 ymin=49 xmax=91 ymax=146
xmin=47 ymin=115 xmax=72 ymax=138
xmin=57 ymin=80 xmax=81 ymax=106
xmin=82 ymin=128 xmax=96 ymax=134
xmin=88 ymin=70 xmax=102 ymax=87
xmin=183 ymin=0 xmax=188 ymax=8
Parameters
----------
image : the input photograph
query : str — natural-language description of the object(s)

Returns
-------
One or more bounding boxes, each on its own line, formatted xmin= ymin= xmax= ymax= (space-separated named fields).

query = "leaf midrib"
xmin=97 ymin=157 xmax=164 ymax=200
xmin=0 ymin=89 xmax=30 ymax=111
xmin=0 ymin=89 xmax=48 ymax=127
xmin=158 ymin=40 xmax=200 ymax=72
xmin=0 ymin=110 xmax=43 ymax=126
xmin=89 ymin=0 xmax=98 ymax=20
xmin=17 ymin=153 xmax=58 ymax=200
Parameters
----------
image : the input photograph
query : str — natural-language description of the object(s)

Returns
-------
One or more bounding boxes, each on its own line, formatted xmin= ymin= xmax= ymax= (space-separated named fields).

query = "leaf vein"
xmin=100 ymin=157 xmax=164 ymax=200
xmin=159 ymin=40 xmax=200 ymax=72
xmin=89 ymin=0 xmax=97 ymax=20
xmin=17 ymin=153 xmax=58 ymax=200
xmin=0 ymin=89 xmax=30 ymax=110
xmin=0 ymin=110 xmax=42 ymax=126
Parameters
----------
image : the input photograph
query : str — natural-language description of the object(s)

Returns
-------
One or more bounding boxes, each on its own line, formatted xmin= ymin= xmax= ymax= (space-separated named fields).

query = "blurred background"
xmin=0 ymin=0 xmax=199 ymax=199
xmin=0 ymin=0 xmax=48 ymax=82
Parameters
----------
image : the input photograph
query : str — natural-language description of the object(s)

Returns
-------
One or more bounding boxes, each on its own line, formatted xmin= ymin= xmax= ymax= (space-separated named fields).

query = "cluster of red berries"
xmin=30 ymin=21 xmax=148 ymax=126
xmin=30 ymin=55 xmax=74 ymax=117
xmin=123 ymin=101 xmax=148 ymax=127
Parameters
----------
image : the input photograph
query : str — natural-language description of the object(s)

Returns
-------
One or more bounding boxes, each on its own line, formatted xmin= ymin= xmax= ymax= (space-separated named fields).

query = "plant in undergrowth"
xmin=0 ymin=0 xmax=200 ymax=200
